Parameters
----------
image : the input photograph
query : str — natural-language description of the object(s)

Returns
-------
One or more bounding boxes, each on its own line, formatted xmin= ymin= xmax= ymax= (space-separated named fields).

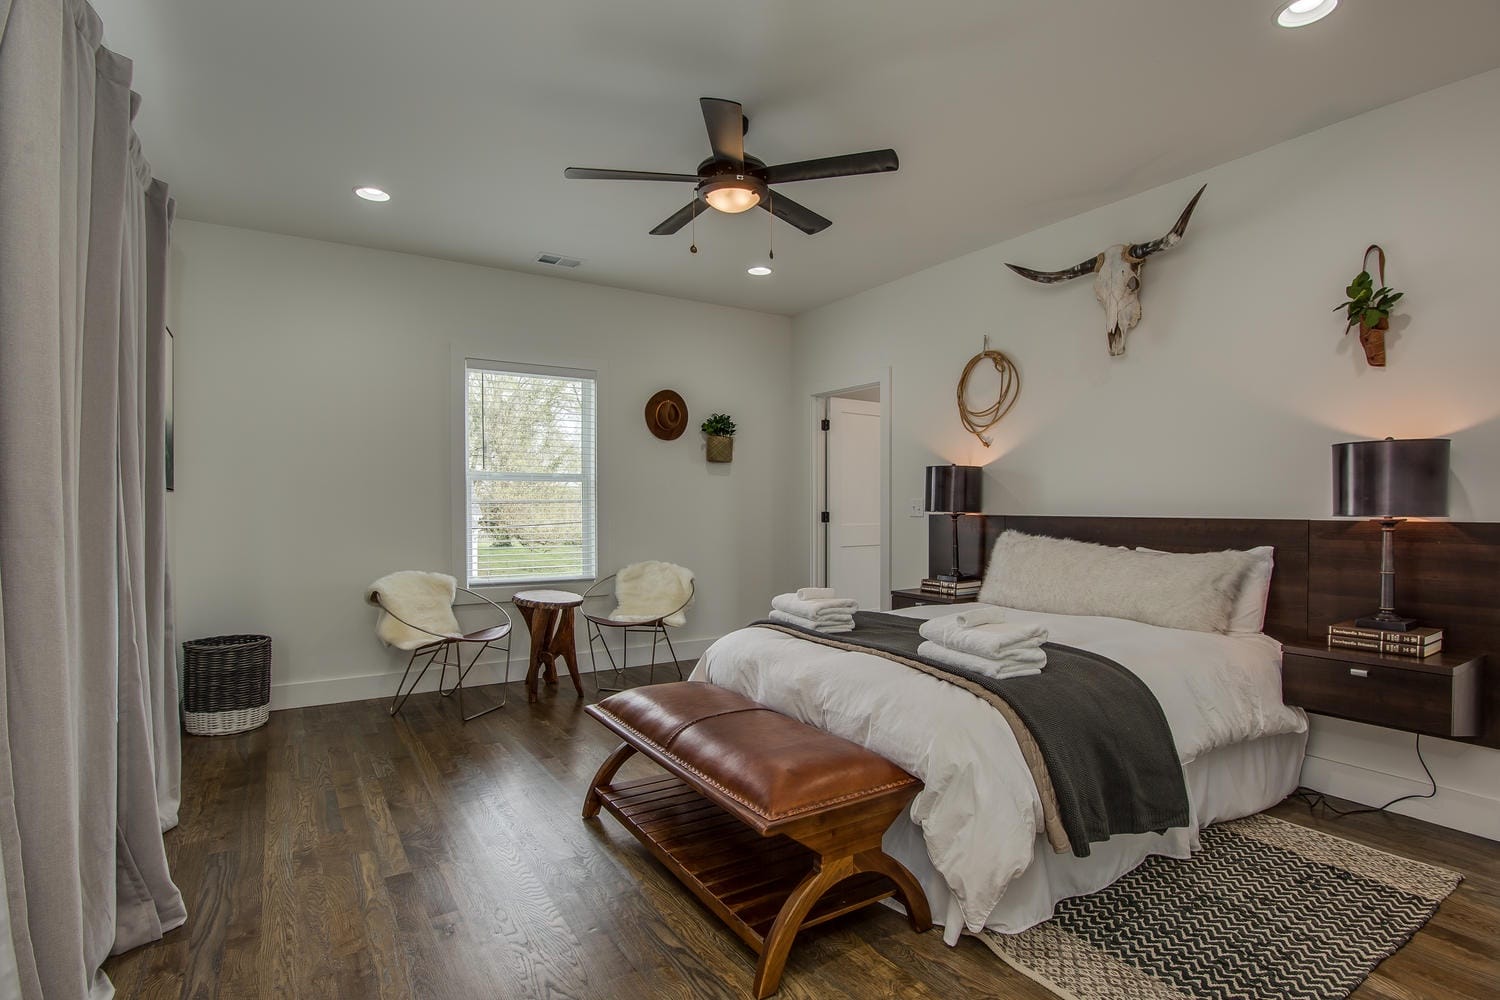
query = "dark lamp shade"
xmin=1332 ymin=438 xmax=1449 ymax=518
xmin=925 ymin=465 xmax=982 ymax=514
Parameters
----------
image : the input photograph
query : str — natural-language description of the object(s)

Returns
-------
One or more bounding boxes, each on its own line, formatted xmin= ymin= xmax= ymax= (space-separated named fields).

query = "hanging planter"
xmin=701 ymin=413 xmax=736 ymax=463
xmin=1358 ymin=315 xmax=1390 ymax=368
xmin=706 ymin=435 xmax=734 ymax=463
xmin=1334 ymin=245 xmax=1403 ymax=368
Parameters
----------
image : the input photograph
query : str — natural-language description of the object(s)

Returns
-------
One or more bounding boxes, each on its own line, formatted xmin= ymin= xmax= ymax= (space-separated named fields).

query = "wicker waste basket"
xmin=182 ymin=634 xmax=272 ymax=736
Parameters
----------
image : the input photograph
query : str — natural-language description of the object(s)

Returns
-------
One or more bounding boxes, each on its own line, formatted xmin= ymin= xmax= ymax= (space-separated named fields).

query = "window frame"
xmin=453 ymin=354 xmax=600 ymax=591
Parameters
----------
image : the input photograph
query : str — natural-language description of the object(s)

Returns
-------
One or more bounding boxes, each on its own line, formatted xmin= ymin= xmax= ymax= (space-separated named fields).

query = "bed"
xmin=691 ymin=530 xmax=1310 ymax=945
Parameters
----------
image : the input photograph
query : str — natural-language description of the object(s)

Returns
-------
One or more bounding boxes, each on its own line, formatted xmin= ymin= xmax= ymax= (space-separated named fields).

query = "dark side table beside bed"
xmin=889 ymin=587 xmax=973 ymax=610
xmin=1278 ymin=638 xmax=1483 ymax=739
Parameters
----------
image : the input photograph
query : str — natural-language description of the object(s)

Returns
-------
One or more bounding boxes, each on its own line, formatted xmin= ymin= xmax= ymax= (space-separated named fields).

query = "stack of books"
xmin=1327 ymin=620 xmax=1443 ymax=658
xmin=920 ymin=577 xmax=981 ymax=598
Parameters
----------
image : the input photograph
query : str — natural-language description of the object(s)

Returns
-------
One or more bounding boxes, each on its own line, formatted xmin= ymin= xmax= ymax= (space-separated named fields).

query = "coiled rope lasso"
xmin=956 ymin=346 xmax=1020 ymax=447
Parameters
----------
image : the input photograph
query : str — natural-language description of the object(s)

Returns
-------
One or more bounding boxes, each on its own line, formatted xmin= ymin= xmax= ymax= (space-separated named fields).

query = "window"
xmin=462 ymin=360 xmax=597 ymax=586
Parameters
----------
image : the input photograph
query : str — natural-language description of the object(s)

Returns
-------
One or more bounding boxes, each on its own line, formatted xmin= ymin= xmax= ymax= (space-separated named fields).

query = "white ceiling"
xmin=94 ymin=0 xmax=1500 ymax=316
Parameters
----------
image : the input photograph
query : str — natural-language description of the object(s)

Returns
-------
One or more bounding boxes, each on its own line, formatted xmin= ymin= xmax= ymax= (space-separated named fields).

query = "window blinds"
xmin=464 ymin=360 xmax=597 ymax=586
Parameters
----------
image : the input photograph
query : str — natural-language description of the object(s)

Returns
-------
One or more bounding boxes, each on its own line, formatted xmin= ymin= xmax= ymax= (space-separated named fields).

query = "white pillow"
xmin=977 ymin=530 xmax=1259 ymax=634
xmin=1137 ymin=545 xmax=1274 ymax=634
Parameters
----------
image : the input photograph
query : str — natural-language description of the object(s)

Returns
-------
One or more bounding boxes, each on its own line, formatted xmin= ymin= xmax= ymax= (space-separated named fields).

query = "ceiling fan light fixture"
xmin=701 ymin=176 xmax=763 ymax=214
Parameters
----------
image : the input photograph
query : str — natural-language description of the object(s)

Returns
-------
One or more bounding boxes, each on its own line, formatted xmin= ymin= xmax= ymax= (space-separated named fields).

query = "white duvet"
xmin=690 ymin=604 xmax=1307 ymax=930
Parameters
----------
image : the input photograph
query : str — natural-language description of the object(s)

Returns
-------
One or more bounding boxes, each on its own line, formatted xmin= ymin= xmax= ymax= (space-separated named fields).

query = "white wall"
xmin=168 ymin=69 xmax=1500 ymax=838
xmin=789 ymin=69 xmax=1500 ymax=840
xmin=168 ymin=222 xmax=795 ymax=710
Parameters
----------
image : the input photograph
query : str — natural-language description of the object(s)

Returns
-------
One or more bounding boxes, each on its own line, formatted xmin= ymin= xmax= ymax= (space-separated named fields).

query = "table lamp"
xmin=925 ymin=465 xmax=982 ymax=582
xmin=1332 ymin=437 xmax=1449 ymax=631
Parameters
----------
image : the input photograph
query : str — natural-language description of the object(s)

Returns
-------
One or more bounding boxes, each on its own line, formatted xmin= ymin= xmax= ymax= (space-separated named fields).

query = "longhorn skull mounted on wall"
xmin=1006 ymin=184 xmax=1206 ymax=357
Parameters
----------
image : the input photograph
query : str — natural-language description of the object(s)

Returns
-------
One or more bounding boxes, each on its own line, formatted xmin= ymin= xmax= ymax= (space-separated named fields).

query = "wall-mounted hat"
xmin=644 ymin=389 xmax=688 ymax=440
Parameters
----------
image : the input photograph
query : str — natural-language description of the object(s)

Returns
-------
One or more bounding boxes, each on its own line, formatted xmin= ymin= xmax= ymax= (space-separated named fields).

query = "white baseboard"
xmin=268 ymin=634 xmax=719 ymax=711
xmin=1299 ymin=752 xmax=1500 ymax=842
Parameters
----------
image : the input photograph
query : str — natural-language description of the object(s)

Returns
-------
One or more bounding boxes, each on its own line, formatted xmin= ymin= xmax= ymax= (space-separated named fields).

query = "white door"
xmin=826 ymin=397 xmax=882 ymax=609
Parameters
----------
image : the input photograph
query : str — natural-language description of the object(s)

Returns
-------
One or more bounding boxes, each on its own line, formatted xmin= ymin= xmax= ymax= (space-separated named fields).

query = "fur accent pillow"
xmin=1138 ymin=544 xmax=1276 ymax=634
xmin=367 ymin=571 xmax=462 ymax=650
xmin=977 ymin=531 xmax=1258 ymax=633
xmin=610 ymin=561 xmax=695 ymax=627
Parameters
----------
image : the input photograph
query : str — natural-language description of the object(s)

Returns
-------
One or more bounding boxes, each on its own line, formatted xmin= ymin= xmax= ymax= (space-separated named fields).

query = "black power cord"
xmin=1292 ymin=732 xmax=1437 ymax=818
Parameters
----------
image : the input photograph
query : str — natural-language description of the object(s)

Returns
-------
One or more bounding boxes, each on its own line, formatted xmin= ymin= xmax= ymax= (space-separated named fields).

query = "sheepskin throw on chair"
xmin=610 ymin=562 xmax=694 ymax=626
xmin=367 ymin=571 xmax=463 ymax=648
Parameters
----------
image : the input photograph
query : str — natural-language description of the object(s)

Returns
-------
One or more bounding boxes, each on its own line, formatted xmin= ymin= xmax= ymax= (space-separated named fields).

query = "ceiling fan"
xmin=563 ymin=97 xmax=899 ymax=237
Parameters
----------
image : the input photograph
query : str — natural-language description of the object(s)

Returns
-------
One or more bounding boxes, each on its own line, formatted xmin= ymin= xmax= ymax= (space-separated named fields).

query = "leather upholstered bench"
xmin=583 ymin=681 xmax=931 ymax=998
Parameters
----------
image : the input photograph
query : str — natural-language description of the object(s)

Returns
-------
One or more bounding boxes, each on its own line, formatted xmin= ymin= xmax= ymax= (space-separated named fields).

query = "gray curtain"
xmin=0 ymin=1 xmax=185 ymax=997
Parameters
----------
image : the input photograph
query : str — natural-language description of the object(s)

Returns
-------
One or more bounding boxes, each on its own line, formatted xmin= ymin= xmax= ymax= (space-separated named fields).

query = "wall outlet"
xmin=909 ymin=500 xmax=925 ymax=518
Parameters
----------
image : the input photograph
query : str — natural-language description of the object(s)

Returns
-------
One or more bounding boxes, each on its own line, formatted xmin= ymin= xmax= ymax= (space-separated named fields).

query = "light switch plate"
xmin=909 ymin=500 xmax=925 ymax=518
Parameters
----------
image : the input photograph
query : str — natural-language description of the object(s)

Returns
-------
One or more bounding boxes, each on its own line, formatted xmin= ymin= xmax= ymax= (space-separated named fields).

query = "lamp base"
xmin=1354 ymin=612 xmax=1418 ymax=632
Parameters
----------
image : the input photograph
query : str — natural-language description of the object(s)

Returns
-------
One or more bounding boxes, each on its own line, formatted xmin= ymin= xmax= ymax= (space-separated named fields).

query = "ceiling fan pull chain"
xmin=690 ymin=199 xmax=698 ymax=254
xmin=768 ymin=189 xmax=775 ymax=261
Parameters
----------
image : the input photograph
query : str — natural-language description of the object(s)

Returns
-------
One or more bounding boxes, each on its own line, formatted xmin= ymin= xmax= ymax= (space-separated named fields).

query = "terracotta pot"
xmin=1358 ymin=316 xmax=1389 ymax=367
xmin=705 ymin=434 xmax=734 ymax=463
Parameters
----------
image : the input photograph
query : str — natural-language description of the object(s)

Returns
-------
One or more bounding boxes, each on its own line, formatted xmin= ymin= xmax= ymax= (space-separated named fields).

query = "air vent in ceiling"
xmin=535 ymin=252 xmax=583 ymax=268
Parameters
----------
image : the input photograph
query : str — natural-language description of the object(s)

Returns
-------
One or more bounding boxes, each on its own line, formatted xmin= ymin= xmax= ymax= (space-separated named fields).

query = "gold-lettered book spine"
xmin=1328 ymin=625 xmax=1441 ymax=646
xmin=1327 ymin=636 xmax=1442 ymax=658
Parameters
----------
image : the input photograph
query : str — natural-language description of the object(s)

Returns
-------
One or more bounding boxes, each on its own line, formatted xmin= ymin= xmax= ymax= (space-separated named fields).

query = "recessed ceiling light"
xmin=354 ymin=186 xmax=391 ymax=202
xmin=747 ymin=265 xmax=773 ymax=276
xmin=1276 ymin=0 xmax=1337 ymax=28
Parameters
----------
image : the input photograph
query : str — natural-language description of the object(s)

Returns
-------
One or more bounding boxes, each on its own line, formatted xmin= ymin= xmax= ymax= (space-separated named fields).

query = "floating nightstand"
xmin=1280 ymin=639 xmax=1482 ymax=739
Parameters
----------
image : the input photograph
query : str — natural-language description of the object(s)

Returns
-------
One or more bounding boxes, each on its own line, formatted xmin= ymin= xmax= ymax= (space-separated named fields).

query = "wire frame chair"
xmin=380 ymin=587 xmax=514 ymax=722
xmin=580 ymin=574 xmax=694 ymax=694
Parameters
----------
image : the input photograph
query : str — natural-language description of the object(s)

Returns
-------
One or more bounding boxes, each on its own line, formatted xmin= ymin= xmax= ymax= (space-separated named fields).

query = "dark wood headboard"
xmin=930 ymin=514 xmax=1499 ymax=748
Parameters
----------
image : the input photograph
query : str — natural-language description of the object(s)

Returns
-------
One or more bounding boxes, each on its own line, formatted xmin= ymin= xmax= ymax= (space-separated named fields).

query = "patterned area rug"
xmin=980 ymin=814 xmax=1461 ymax=1000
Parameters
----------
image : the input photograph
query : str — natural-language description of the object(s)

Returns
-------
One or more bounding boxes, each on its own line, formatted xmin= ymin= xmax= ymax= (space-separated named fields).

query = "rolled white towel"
xmin=796 ymin=587 xmax=838 ymax=600
xmin=918 ymin=640 xmax=1045 ymax=680
xmin=952 ymin=605 xmax=1007 ymax=628
xmin=770 ymin=609 xmax=854 ymax=634
xmin=919 ymin=617 xmax=1048 ymax=660
xmin=772 ymin=593 xmax=860 ymax=621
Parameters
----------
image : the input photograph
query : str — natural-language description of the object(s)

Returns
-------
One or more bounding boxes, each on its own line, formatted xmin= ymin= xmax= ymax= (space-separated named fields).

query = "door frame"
xmin=810 ymin=369 xmax=892 ymax=608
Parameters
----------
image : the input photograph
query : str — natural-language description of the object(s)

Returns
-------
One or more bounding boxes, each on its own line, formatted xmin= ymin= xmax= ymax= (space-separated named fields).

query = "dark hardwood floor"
xmin=106 ymin=666 xmax=1500 ymax=999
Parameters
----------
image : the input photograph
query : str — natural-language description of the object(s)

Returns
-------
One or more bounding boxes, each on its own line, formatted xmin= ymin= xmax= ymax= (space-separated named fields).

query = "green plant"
xmin=1334 ymin=270 xmax=1403 ymax=334
xmin=700 ymin=413 xmax=736 ymax=437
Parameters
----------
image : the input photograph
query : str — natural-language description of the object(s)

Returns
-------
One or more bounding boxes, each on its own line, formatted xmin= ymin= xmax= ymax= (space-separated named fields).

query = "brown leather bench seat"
xmin=583 ymin=681 xmax=931 ymax=998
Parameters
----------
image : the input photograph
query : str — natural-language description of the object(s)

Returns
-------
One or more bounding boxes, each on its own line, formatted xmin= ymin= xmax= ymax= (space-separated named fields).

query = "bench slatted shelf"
xmin=594 ymin=774 xmax=901 ymax=946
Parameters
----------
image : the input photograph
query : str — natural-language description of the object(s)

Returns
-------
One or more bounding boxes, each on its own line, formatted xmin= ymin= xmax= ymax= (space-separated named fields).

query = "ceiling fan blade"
xmin=763 ymin=149 xmax=899 ymax=184
xmin=564 ymin=167 xmax=700 ymax=182
xmin=700 ymin=98 xmax=745 ymax=164
xmin=650 ymin=200 xmax=703 ymax=236
xmin=761 ymin=192 xmax=831 ymax=235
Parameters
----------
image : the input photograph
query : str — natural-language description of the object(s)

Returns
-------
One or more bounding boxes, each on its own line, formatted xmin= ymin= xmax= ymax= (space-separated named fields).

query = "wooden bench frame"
xmin=583 ymin=712 xmax=932 ymax=998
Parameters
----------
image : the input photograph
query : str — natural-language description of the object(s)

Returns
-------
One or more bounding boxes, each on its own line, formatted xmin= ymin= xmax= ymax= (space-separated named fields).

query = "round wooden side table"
xmin=513 ymin=589 xmax=585 ymax=703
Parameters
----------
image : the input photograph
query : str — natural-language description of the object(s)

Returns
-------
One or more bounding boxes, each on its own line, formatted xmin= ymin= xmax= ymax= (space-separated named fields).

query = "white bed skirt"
xmin=884 ymin=729 xmax=1309 ymax=945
